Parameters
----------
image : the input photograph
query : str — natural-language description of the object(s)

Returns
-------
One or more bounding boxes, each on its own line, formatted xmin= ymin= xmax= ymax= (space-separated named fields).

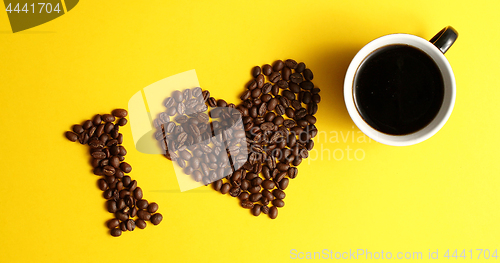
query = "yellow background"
xmin=1 ymin=0 xmax=499 ymax=262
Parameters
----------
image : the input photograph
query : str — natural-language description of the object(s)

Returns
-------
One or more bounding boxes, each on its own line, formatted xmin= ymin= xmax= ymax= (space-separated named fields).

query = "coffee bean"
xmin=295 ymin=108 xmax=308 ymax=119
xmin=272 ymin=199 xmax=285 ymax=207
xmin=136 ymin=200 xmax=149 ymax=210
xmin=285 ymin=108 xmax=295 ymax=119
xmin=102 ymin=114 xmax=115 ymax=123
xmin=115 ymin=211 xmax=129 ymax=221
xmin=65 ymin=131 xmax=78 ymax=142
xmin=120 ymin=221 xmax=127 ymax=231
xmin=269 ymin=206 xmax=278 ymax=219
xmin=72 ymin=125 xmax=84 ymax=134
xmin=134 ymin=187 xmax=143 ymax=200
xmin=125 ymin=219 xmax=136 ymax=231
xmin=238 ymin=192 xmax=250 ymax=201
xmin=151 ymin=213 xmax=163 ymax=225
xmin=128 ymin=180 xmax=138 ymax=192
xmin=120 ymin=162 xmax=132 ymax=173
xmin=300 ymin=80 xmax=314 ymax=91
xmin=273 ymin=116 xmax=284 ymax=126
xmin=112 ymin=109 xmax=128 ymax=118
xmin=249 ymin=204 xmax=261 ymax=216
xmin=172 ymin=90 xmax=183 ymax=103
xmin=262 ymin=64 xmax=272 ymax=76
xmin=221 ymin=183 xmax=230 ymax=194
xmin=285 ymin=59 xmax=298 ymax=69
xmin=229 ymin=186 xmax=241 ymax=197
xmin=135 ymin=219 xmax=147 ymax=229
xmin=273 ymin=189 xmax=286 ymax=199
xmin=82 ymin=120 xmax=93 ymax=129
xmin=303 ymin=68 xmax=313 ymax=80
xmin=296 ymin=62 xmax=305 ymax=73
xmin=103 ymin=165 xmax=116 ymax=176
xmin=277 ymin=80 xmax=288 ymax=89
xmin=251 ymin=66 xmax=261 ymax=78
xmin=288 ymin=167 xmax=298 ymax=179
xmin=279 ymin=178 xmax=289 ymax=190
xmin=290 ymin=73 xmax=303 ymax=84
xmin=269 ymin=72 xmax=281 ymax=83
xmin=302 ymin=92 xmax=312 ymax=104
xmin=307 ymin=102 xmax=318 ymax=115
xmin=107 ymin=200 xmax=118 ymax=213
xmin=110 ymin=228 xmax=122 ymax=237
xmin=107 ymin=218 xmax=120 ymax=229
xmin=262 ymin=180 xmax=276 ymax=189
xmin=98 ymin=179 xmax=108 ymax=191
xmin=273 ymin=60 xmax=284 ymax=72
xmin=137 ymin=210 xmax=151 ymax=220
xmin=251 ymin=88 xmax=262 ymax=98
xmin=275 ymin=105 xmax=285 ymax=115
xmin=241 ymin=200 xmax=254 ymax=209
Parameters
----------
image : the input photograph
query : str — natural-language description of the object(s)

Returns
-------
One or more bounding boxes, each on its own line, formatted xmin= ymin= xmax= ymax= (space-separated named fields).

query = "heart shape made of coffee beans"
xmin=153 ymin=59 xmax=320 ymax=219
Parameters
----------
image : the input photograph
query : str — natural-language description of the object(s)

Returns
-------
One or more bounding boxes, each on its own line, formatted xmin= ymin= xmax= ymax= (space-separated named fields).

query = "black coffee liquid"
xmin=354 ymin=44 xmax=444 ymax=135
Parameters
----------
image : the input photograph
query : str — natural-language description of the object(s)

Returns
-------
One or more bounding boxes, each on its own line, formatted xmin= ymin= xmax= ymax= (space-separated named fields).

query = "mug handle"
xmin=430 ymin=26 xmax=458 ymax=54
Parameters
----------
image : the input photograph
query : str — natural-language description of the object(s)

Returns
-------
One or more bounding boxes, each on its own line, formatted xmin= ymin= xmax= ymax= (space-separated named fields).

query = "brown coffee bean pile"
xmin=65 ymin=109 xmax=163 ymax=237
xmin=213 ymin=59 xmax=320 ymax=219
xmin=154 ymin=87 xmax=247 ymax=185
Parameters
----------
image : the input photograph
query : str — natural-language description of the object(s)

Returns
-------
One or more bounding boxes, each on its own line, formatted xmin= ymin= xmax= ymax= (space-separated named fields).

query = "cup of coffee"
xmin=344 ymin=26 xmax=458 ymax=146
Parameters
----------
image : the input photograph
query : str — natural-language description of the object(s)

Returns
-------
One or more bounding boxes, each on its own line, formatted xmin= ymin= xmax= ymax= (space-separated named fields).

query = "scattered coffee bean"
xmin=151 ymin=213 xmax=163 ymax=225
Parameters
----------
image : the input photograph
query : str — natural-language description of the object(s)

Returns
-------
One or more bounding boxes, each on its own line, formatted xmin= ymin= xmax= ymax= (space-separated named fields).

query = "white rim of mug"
xmin=344 ymin=34 xmax=456 ymax=146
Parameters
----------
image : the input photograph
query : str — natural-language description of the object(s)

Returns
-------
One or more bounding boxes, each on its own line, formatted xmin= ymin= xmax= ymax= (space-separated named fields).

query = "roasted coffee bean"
xmin=295 ymin=62 xmax=306 ymax=73
xmin=134 ymin=187 xmax=143 ymax=200
xmin=288 ymin=166 xmax=298 ymax=179
xmin=241 ymin=200 xmax=254 ymax=209
xmin=137 ymin=210 xmax=151 ymax=220
xmin=312 ymin=94 xmax=321 ymax=104
xmin=107 ymin=200 xmax=118 ymax=213
xmin=110 ymin=228 xmax=122 ymax=237
xmin=92 ymin=151 xmax=106 ymax=159
xmin=271 ymin=84 xmax=280 ymax=96
xmin=275 ymin=105 xmax=285 ymax=115
xmin=282 ymin=67 xmax=291 ymax=81
xmin=238 ymin=192 xmax=250 ymax=201
xmin=72 ymin=125 xmax=84 ymax=134
xmin=273 ymin=116 xmax=284 ymax=126
xmin=251 ymin=88 xmax=262 ymax=98
xmin=261 ymin=189 xmax=274 ymax=201
xmin=277 ymin=163 xmax=289 ymax=171
xmin=269 ymin=71 xmax=281 ymax=83
xmin=275 ymin=171 xmax=287 ymax=183
xmin=269 ymin=206 xmax=278 ymax=219
xmin=107 ymin=218 xmax=120 ymax=229
xmin=171 ymin=90 xmax=183 ymax=103
xmin=251 ymin=66 xmax=261 ymax=78
xmin=251 ymin=204 xmax=261 ymax=216
xmin=125 ymin=219 xmax=136 ymax=231
xmin=220 ymin=183 xmax=231 ymax=194
xmin=122 ymin=176 xmax=131 ymax=187
xmin=262 ymin=64 xmax=272 ymax=76
xmin=112 ymin=109 xmax=128 ymax=118
xmin=276 ymin=80 xmax=288 ymax=89
xmin=303 ymin=68 xmax=313 ymax=80
xmin=136 ymin=200 xmax=149 ymax=210
xmin=240 ymin=90 xmax=251 ymax=100
xmin=229 ymin=186 xmax=241 ymax=197
xmin=135 ymin=219 xmax=147 ymax=229
xmin=65 ymin=131 xmax=78 ymax=142
xmin=256 ymin=74 xmax=265 ymax=89
xmin=248 ymin=185 xmax=261 ymax=194
xmin=262 ymin=83 xmax=273 ymax=95
xmin=151 ymin=213 xmax=163 ymax=225
xmin=262 ymin=180 xmax=276 ymax=189
xmin=290 ymin=73 xmax=303 ymax=84
xmin=207 ymin=97 xmax=217 ymax=107
xmin=308 ymin=102 xmax=318 ymax=115
xmin=103 ymin=165 xmax=116 ymax=176
xmin=261 ymin=205 xmax=270 ymax=214
xmin=284 ymin=59 xmax=298 ymax=69
xmin=240 ymin=179 xmax=251 ymax=190
xmin=302 ymin=92 xmax=312 ymax=104
xmin=128 ymin=180 xmax=138 ymax=192
xmin=295 ymin=108 xmax=308 ymax=119
xmin=102 ymin=114 xmax=115 ymax=123
xmin=98 ymin=178 xmax=108 ymax=191
xmin=282 ymin=90 xmax=295 ymax=101
xmin=115 ymin=211 xmax=129 ymax=221
xmin=120 ymin=222 xmax=127 ymax=231
xmin=279 ymin=178 xmax=289 ymax=190
xmin=272 ymin=199 xmax=285 ymax=208
xmin=285 ymin=108 xmax=295 ymax=119
xmin=82 ymin=120 xmax=93 ymax=129
xmin=120 ymin=162 xmax=132 ymax=173
xmin=273 ymin=60 xmax=284 ymax=72
xmin=273 ymin=189 xmax=286 ymax=199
